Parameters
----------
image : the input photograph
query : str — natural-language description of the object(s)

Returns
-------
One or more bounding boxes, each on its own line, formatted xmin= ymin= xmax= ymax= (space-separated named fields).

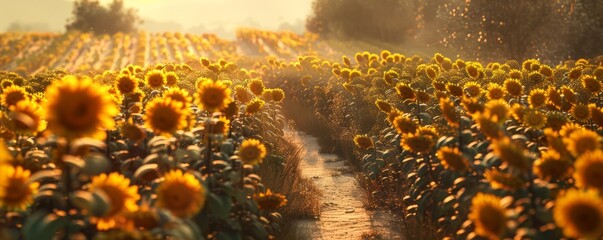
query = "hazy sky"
xmin=0 ymin=0 xmax=313 ymax=38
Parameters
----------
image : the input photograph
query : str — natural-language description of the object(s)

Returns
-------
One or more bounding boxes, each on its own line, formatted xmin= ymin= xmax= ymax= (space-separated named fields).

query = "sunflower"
xmin=155 ymin=170 xmax=206 ymax=218
xmin=114 ymin=74 xmax=138 ymax=94
xmin=571 ymin=103 xmax=591 ymax=122
xmin=245 ymin=98 xmax=265 ymax=115
xmin=124 ymin=203 xmax=159 ymax=231
xmin=554 ymin=189 xmax=603 ymax=239
xmin=255 ymin=189 xmax=287 ymax=210
xmin=415 ymin=90 xmax=431 ymax=103
xmin=559 ymin=123 xmax=583 ymax=138
xmin=437 ymin=146 xmax=469 ymax=172
xmin=129 ymin=89 xmax=146 ymax=103
xmin=144 ymin=70 xmax=166 ymax=89
xmin=469 ymin=193 xmax=507 ymax=239
xmin=590 ymin=104 xmax=603 ymax=127
xmin=474 ymin=112 xmax=502 ymax=140
xmin=392 ymin=115 xmax=418 ymax=134
xmin=560 ymin=86 xmax=576 ymax=105
xmin=546 ymin=111 xmax=568 ymax=131
xmin=446 ymin=83 xmax=464 ymax=97
xmin=533 ymin=150 xmax=573 ymax=181
xmin=485 ymin=100 xmax=509 ymax=123
xmin=8 ymin=100 xmax=46 ymax=135
xmin=395 ymin=83 xmax=415 ymax=100
xmin=547 ymin=87 xmax=562 ymax=109
xmin=432 ymin=81 xmax=447 ymax=92
xmin=508 ymin=69 xmax=522 ymax=79
xmin=247 ymin=78 xmax=265 ymax=96
xmin=89 ymin=173 xmax=140 ymax=230
xmin=208 ymin=116 xmax=230 ymax=135
xmin=238 ymin=139 xmax=267 ymax=165
xmin=45 ymin=75 xmax=118 ymax=140
xmin=466 ymin=64 xmax=481 ymax=79
xmin=387 ymin=109 xmax=402 ymax=124
xmin=462 ymin=97 xmax=484 ymax=114
xmin=484 ymin=169 xmax=524 ymax=191
xmin=492 ymin=137 xmax=529 ymax=171
xmin=143 ymin=98 xmax=189 ymax=136
xmin=522 ymin=109 xmax=547 ymax=129
xmin=271 ymin=88 xmax=285 ymax=102
xmin=0 ymin=165 xmax=39 ymax=211
xmin=234 ymin=85 xmax=252 ymax=104
xmin=464 ymin=82 xmax=482 ymax=98
xmin=440 ymin=97 xmax=458 ymax=127
xmin=353 ymin=135 xmax=374 ymax=150
xmin=568 ymin=67 xmax=582 ymax=80
xmin=528 ymin=71 xmax=544 ymax=85
xmin=163 ymin=87 xmax=192 ymax=108
xmin=375 ymin=99 xmax=392 ymax=113
xmin=1 ymin=85 xmax=29 ymax=107
xmin=119 ymin=122 xmax=146 ymax=143
xmin=195 ymin=80 xmax=232 ymax=113
xmin=164 ymin=72 xmax=179 ymax=87
xmin=565 ymin=129 xmax=600 ymax=157
xmin=574 ymin=150 xmax=603 ymax=192
xmin=503 ymin=78 xmax=522 ymax=97
xmin=528 ymin=89 xmax=547 ymax=109
xmin=401 ymin=127 xmax=437 ymax=154
xmin=486 ymin=84 xmax=505 ymax=100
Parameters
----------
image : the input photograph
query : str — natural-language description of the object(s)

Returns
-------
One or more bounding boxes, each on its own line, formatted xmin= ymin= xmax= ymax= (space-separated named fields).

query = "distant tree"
xmin=306 ymin=0 xmax=417 ymax=43
xmin=565 ymin=0 xmax=603 ymax=59
xmin=438 ymin=0 xmax=571 ymax=62
xmin=65 ymin=0 xmax=141 ymax=35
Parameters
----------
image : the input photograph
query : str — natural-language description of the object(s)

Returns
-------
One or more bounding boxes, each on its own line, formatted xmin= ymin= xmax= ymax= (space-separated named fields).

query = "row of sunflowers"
xmin=264 ymin=51 xmax=603 ymax=239
xmin=0 ymin=57 xmax=290 ymax=239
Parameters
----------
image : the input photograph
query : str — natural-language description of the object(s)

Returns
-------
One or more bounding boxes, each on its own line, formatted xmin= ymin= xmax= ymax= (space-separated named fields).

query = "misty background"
xmin=0 ymin=0 xmax=311 ymax=39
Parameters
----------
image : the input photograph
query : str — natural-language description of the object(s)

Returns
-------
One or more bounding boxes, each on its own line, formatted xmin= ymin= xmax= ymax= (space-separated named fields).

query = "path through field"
xmin=286 ymin=129 xmax=404 ymax=240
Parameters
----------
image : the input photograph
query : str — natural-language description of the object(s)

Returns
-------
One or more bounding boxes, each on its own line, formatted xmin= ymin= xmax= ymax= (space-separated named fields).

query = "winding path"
xmin=286 ymin=129 xmax=404 ymax=240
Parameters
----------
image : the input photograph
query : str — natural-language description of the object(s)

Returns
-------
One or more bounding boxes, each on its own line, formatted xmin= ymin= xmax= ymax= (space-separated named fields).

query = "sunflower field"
xmin=2 ymin=28 xmax=603 ymax=240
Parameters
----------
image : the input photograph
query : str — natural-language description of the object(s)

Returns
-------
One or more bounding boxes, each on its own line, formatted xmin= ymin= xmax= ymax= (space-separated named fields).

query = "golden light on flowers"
xmin=568 ymin=67 xmax=582 ymax=80
xmin=238 ymin=139 xmax=267 ymax=165
xmin=462 ymin=97 xmax=484 ymax=114
xmin=245 ymin=98 xmax=265 ymax=115
xmin=533 ymin=150 xmax=572 ymax=181
xmin=89 ymin=173 xmax=140 ymax=230
xmin=195 ymin=80 xmax=232 ymax=113
xmin=522 ymin=109 xmax=547 ymax=129
xmin=437 ymin=146 xmax=469 ymax=172
xmin=247 ymin=78 xmax=265 ymax=96
xmin=440 ymin=97 xmax=458 ymax=127
xmin=165 ymin=72 xmax=179 ymax=87
xmin=119 ymin=122 xmax=146 ymax=143
xmin=508 ymin=69 xmax=522 ymax=79
xmin=528 ymin=71 xmax=544 ymax=85
xmin=415 ymin=90 xmax=431 ymax=103
xmin=8 ymin=100 xmax=46 ymax=135
xmin=554 ymin=189 xmax=603 ymax=239
xmin=255 ymin=189 xmax=287 ymax=210
xmin=143 ymin=98 xmax=189 ymax=136
xmin=45 ymin=75 xmax=118 ymax=140
xmin=560 ymin=86 xmax=576 ymax=104
xmin=156 ymin=170 xmax=206 ymax=218
xmin=468 ymin=193 xmax=507 ymax=239
xmin=484 ymin=100 xmax=509 ymax=123
xmin=590 ymin=103 xmax=603 ymax=127
xmin=559 ymin=123 xmax=583 ymax=138
xmin=547 ymin=87 xmax=562 ymax=109
xmin=114 ymin=74 xmax=138 ymax=94
xmin=574 ymin=150 xmax=603 ymax=192
xmin=354 ymin=135 xmax=374 ymax=150
xmin=1 ymin=85 xmax=29 ymax=107
xmin=464 ymin=82 xmax=482 ymax=98
xmin=395 ymin=82 xmax=415 ymax=100
xmin=208 ymin=116 xmax=230 ymax=135
xmin=571 ymin=103 xmax=590 ymax=122
xmin=503 ymin=78 xmax=522 ymax=97
xmin=466 ymin=64 xmax=480 ymax=79
xmin=486 ymin=84 xmax=505 ymax=100
xmin=144 ymin=70 xmax=166 ymax=89
xmin=528 ymin=89 xmax=547 ymax=108
xmin=492 ymin=137 xmax=529 ymax=171
xmin=564 ymin=129 xmax=600 ymax=157
xmin=0 ymin=165 xmax=39 ymax=211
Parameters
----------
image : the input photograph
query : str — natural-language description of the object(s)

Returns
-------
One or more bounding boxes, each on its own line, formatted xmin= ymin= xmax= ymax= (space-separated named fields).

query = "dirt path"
xmin=286 ymin=129 xmax=404 ymax=240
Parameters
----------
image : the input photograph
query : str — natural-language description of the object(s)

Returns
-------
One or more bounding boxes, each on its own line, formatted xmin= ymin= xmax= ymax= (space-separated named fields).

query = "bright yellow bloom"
xmin=89 ymin=173 xmax=140 ymax=230
xmin=156 ymin=170 xmax=206 ymax=218
xmin=195 ymin=80 xmax=232 ymax=113
xmin=238 ymin=139 xmax=267 ymax=165
xmin=0 ymin=166 xmax=39 ymax=211
xmin=554 ymin=189 xmax=603 ymax=239
xmin=469 ymin=193 xmax=507 ymax=239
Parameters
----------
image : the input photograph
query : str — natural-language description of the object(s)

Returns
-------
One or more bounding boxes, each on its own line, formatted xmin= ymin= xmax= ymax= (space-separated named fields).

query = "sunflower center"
xmin=163 ymin=183 xmax=194 ymax=210
xmin=98 ymin=185 xmax=127 ymax=217
xmin=569 ymin=204 xmax=601 ymax=234
xmin=477 ymin=205 xmax=505 ymax=235
xmin=2 ymin=180 xmax=30 ymax=205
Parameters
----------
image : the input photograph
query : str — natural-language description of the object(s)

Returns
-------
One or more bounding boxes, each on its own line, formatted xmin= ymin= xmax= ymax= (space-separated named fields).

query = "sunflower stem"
xmin=204 ymin=118 xmax=213 ymax=176
xmin=61 ymin=142 xmax=72 ymax=240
